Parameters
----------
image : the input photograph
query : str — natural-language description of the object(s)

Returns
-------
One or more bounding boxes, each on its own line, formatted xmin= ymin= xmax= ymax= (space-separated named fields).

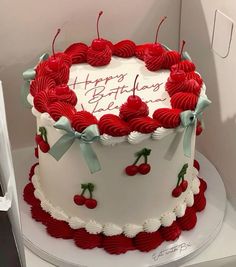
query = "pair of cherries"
xmin=172 ymin=163 xmax=189 ymax=198
xmin=35 ymin=127 xmax=50 ymax=153
xmin=74 ymin=183 xmax=97 ymax=209
xmin=125 ymin=148 xmax=152 ymax=176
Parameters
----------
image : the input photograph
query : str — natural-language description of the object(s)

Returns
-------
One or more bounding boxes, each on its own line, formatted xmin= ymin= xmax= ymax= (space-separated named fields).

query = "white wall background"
xmin=0 ymin=0 xmax=181 ymax=149
xmin=181 ymin=0 xmax=236 ymax=207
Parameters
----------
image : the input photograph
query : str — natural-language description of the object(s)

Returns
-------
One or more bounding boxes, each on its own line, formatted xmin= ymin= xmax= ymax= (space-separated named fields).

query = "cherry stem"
xmin=81 ymin=188 xmax=87 ymax=196
xmin=177 ymin=40 xmax=186 ymax=71
xmin=133 ymin=74 xmax=139 ymax=97
xmin=97 ymin=11 xmax=103 ymax=39
xmin=144 ymin=155 xmax=148 ymax=164
xmin=155 ymin=16 xmax=167 ymax=44
xmin=52 ymin=29 xmax=61 ymax=59
xmin=39 ymin=127 xmax=47 ymax=143
xmin=133 ymin=154 xmax=142 ymax=165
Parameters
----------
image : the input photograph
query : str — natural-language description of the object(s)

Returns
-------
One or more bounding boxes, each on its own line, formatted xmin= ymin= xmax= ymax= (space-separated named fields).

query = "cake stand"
xmin=14 ymin=149 xmax=226 ymax=267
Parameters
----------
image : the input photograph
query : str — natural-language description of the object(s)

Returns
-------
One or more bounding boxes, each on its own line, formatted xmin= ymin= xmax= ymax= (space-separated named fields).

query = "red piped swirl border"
xmin=24 ymin=160 xmax=207 ymax=255
xmin=29 ymin=40 xmax=204 ymax=137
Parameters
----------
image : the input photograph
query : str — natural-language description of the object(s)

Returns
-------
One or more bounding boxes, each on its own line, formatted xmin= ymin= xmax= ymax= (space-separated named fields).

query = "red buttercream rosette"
xmin=193 ymin=192 xmax=206 ymax=212
xmin=119 ymin=102 xmax=149 ymax=121
xmin=113 ymin=40 xmax=136 ymax=58
xmin=34 ymin=90 xmax=57 ymax=113
xmin=144 ymin=51 xmax=165 ymax=71
xmin=134 ymin=231 xmax=163 ymax=252
xmin=47 ymin=218 xmax=74 ymax=239
xmin=103 ymin=235 xmax=134 ymax=255
xmin=177 ymin=207 xmax=197 ymax=230
xmin=186 ymin=71 xmax=203 ymax=87
xmin=50 ymin=87 xmax=77 ymax=106
xmin=165 ymin=77 xmax=186 ymax=97
xmin=171 ymin=92 xmax=198 ymax=110
xmin=30 ymin=76 xmax=56 ymax=97
xmin=162 ymin=50 xmax=181 ymax=69
xmin=31 ymin=205 xmax=52 ymax=226
xmin=64 ymin=43 xmax=88 ymax=64
xmin=74 ymin=228 xmax=103 ymax=249
xmin=48 ymin=102 xmax=76 ymax=121
xmin=135 ymin=43 xmax=152 ymax=60
xmin=29 ymin=162 xmax=39 ymax=181
xmin=99 ymin=114 xmax=131 ymax=136
xmin=159 ymin=221 xmax=181 ymax=241
xmin=171 ymin=60 xmax=196 ymax=73
xmin=87 ymin=45 xmax=112 ymax=67
xmin=72 ymin=111 xmax=98 ymax=132
xmin=153 ymin=108 xmax=182 ymax=128
xmin=129 ymin=117 xmax=160 ymax=133
xmin=23 ymin=183 xmax=40 ymax=206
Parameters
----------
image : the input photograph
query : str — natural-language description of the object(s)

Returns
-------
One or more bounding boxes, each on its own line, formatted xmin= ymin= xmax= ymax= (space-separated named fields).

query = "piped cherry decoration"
xmin=74 ymin=183 xmax=97 ymax=209
xmin=172 ymin=163 xmax=188 ymax=198
xmin=125 ymin=148 xmax=152 ymax=176
xmin=48 ymin=29 xmax=61 ymax=71
xmin=35 ymin=127 xmax=50 ymax=153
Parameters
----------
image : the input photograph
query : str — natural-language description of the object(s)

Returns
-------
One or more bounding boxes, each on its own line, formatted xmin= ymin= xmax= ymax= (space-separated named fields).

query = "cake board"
xmin=15 ymin=149 xmax=226 ymax=267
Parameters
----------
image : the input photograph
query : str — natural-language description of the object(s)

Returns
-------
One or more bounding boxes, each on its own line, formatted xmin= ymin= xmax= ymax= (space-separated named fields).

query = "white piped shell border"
xmin=31 ymin=165 xmax=200 ymax=237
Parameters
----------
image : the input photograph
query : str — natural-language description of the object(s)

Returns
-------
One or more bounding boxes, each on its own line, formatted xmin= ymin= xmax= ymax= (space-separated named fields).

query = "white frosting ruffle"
xmin=152 ymin=127 xmax=174 ymax=140
xmin=30 ymin=166 xmax=201 ymax=237
xmin=128 ymin=132 xmax=151 ymax=144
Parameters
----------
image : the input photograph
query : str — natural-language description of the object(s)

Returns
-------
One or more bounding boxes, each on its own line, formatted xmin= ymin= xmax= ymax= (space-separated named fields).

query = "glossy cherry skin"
xmin=48 ymin=57 xmax=60 ymax=71
xmin=74 ymin=195 xmax=86 ymax=206
xmin=127 ymin=95 xmax=142 ymax=109
xmin=125 ymin=165 xmax=139 ymax=176
xmin=148 ymin=43 xmax=164 ymax=56
xmin=172 ymin=185 xmax=182 ymax=198
xmin=138 ymin=163 xmax=151 ymax=175
xmin=85 ymin=198 xmax=98 ymax=209
xmin=55 ymin=84 xmax=70 ymax=95
xmin=91 ymin=39 xmax=106 ymax=51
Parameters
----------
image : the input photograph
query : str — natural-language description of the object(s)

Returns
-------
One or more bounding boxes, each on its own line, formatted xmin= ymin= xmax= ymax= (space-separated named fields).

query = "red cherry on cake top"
xmin=55 ymin=84 xmax=70 ymax=95
xmin=48 ymin=29 xmax=61 ymax=71
xmin=91 ymin=11 xmax=106 ymax=51
xmin=127 ymin=74 xmax=142 ymax=109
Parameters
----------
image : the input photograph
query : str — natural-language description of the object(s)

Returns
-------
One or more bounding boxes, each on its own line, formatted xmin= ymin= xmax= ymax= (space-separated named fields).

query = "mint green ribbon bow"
xmin=181 ymin=96 xmax=211 ymax=157
xmin=49 ymin=116 xmax=101 ymax=174
xmin=21 ymin=53 xmax=49 ymax=108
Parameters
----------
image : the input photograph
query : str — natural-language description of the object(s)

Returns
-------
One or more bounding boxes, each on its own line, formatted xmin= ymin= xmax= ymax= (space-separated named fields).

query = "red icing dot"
xmin=64 ymin=43 xmax=88 ymax=64
xmin=103 ymin=235 xmax=134 ymax=255
xmin=153 ymin=108 xmax=181 ymax=128
xmin=48 ymin=102 xmax=76 ymax=121
xmin=74 ymin=228 xmax=103 ymax=249
xmin=113 ymin=40 xmax=136 ymax=58
xmin=129 ymin=117 xmax=160 ymax=133
xmin=134 ymin=231 xmax=163 ymax=252
xmin=171 ymin=92 xmax=198 ymax=110
xmin=72 ymin=111 xmax=98 ymax=132
xmin=99 ymin=114 xmax=131 ymax=136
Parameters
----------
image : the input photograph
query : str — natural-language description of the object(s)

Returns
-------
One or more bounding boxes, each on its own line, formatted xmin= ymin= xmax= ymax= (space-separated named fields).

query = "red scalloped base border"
xmin=23 ymin=160 xmax=207 ymax=255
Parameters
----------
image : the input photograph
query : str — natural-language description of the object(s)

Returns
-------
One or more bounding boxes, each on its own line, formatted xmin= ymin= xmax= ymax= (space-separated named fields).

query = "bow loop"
xmin=49 ymin=116 xmax=101 ymax=173
xmin=180 ymin=96 xmax=211 ymax=157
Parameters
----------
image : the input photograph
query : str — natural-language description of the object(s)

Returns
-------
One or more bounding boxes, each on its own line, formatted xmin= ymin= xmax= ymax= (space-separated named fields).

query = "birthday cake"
xmin=23 ymin=13 xmax=210 ymax=254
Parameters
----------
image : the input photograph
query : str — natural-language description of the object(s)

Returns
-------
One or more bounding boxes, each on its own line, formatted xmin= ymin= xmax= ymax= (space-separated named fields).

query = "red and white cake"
xmin=22 ymin=14 xmax=210 ymax=255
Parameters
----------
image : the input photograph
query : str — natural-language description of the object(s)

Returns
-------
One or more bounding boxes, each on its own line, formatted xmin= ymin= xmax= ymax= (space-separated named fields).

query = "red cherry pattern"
xmin=35 ymin=127 xmax=50 ymax=154
xmin=74 ymin=183 xmax=97 ymax=210
xmin=172 ymin=163 xmax=188 ymax=198
xmin=125 ymin=148 xmax=152 ymax=176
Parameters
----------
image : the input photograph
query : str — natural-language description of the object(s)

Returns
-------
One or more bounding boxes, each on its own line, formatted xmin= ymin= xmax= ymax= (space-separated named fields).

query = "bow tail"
xmin=183 ymin=122 xmax=196 ymax=158
xmin=49 ymin=135 xmax=75 ymax=161
xmin=80 ymin=142 xmax=101 ymax=174
xmin=21 ymin=81 xmax=32 ymax=108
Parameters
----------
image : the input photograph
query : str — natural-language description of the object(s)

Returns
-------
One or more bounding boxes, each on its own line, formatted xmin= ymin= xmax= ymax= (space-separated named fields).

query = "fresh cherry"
xmin=127 ymin=74 xmax=142 ymax=108
xmin=125 ymin=165 xmax=139 ymax=176
xmin=39 ymin=140 xmax=50 ymax=153
xmin=91 ymin=11 xmax=106 ymax=51
xmin=193 ymin=159 xmax=200 ymax=171
xmin=55 ymin=84 xmax=70 ymax=95
xmin=172 ymin=185 xmax=182 ymax=198
xmin=85 ymin=198 xmax=98 ymax=209
xmin=34 ymin=147 xmax=39 ymax=158
xmin=148 ymin=43 xmax=164 ymax=56
xmin=180 ymin=180 xmax=188 ymax=192
xmin=35 ymin=134 xmax=43 ymax=145
xmin=138 ymin=163 xmax=151 ymax=175
xmin=74 ymin=195 xmax=86 ymax=206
